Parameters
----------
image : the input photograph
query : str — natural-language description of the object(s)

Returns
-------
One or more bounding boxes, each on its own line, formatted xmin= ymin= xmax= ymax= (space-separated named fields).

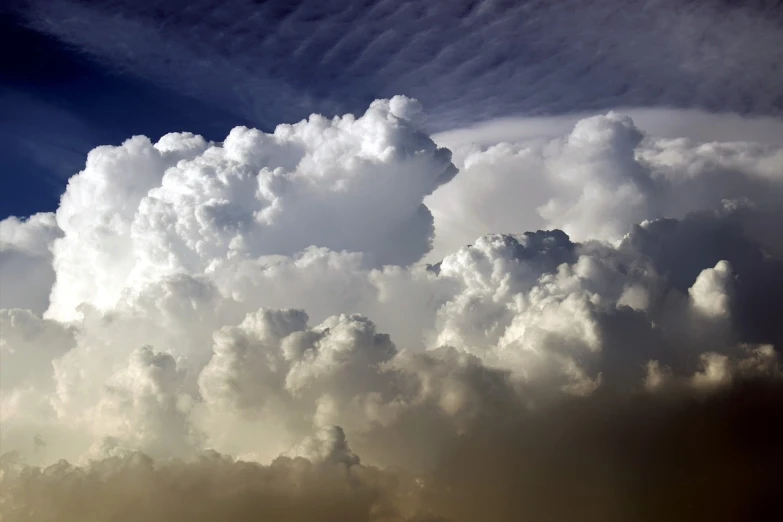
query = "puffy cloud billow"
xmin=1 ymin=98 xmax=782 ymax=521
xmin=426 ymin=111 xmax=783 ymax=260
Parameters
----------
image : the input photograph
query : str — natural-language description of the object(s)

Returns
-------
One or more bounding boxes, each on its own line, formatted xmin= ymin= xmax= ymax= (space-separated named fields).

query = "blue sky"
xmin=2 ymin=0 xmax=782 ymax=219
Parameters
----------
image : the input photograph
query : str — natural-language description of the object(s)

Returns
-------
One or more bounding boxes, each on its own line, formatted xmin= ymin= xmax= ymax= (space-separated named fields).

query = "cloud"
xmin=418 ymin=378 xmax=783 ymax=522
xmin=0 ymin=212 xmax=62 ymax=314
xmin=0 ymin=448 xmax=419 ymax=522
xmin=287 ymin=425 xmax=361 ymax=467
xmin=2 ymin=379 xmax=781 ymax=522
xmin=433 ymin=108 xmax=783 ymax=151
xmin=16 ymin=0 xmax=783 ymax=129
xmin=5 ymin=215 xmax=779 ymax=467
xmin=0 ymin=309 xmax=74 ymax=392
xmin=195 ymin=309 xmax=401 ymax=461
xmin=688 ymin=261 xmax=734 ymax=318
xmin=426 ymin=110 xmax=783 ymax=261
xmin=83 ymin=345 xmax=197 ymax=460
xmin=1 ymin=98 xmax=782 ymax=521
xmin=45 ymin=96 xmax=454 ymax=322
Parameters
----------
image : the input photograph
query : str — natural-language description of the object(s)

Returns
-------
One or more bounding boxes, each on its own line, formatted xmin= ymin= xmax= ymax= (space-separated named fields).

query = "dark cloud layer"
xmin=423 ymin=379 xmax=783 ymax=522
xmin=624 ymin=210 xmax=783 ymax=349
xmin=2 ymin=378 xmax=781 ymax=522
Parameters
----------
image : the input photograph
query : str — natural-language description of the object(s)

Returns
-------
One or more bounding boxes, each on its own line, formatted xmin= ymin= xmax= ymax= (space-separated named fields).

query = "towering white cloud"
xmin=1 ymin=99 xmax=782 ymax=522
xmin=46 ymin=96 xmax=455 ymax=322
xmin=48 ymin=133 xmax=209 ymax=322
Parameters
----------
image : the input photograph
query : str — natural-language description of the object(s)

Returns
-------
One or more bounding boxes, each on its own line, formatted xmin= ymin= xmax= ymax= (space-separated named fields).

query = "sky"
xmin=2 ymin=1 xmax=783 ymax=521
xmin=2 ymin=0 xmax=783 ymax=217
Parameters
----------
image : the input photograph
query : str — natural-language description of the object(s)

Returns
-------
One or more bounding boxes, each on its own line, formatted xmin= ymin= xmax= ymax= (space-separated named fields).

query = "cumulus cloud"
xmin=84 ymin=345 xmax=197 ymax=460
xmin=195 ymin=309 xmax=401 ymax=461
xmin=0 ymin=213 xmax=62 ymax=314
xmin=0 ymin=309 xmax=74 ymax=392
xmin=1 ymin=98 xmax=782 ymax=521
xmin=426 ymin=110 xmax=783 ymax=261
xmin=689 ymin=260 xmax=734 ymax=318
xmin=44 ymin=96 xmax=454 ymax=322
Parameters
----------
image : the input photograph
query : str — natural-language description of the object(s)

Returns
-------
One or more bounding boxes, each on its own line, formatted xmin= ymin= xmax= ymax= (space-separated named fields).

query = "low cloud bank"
xmin=3 ymin=380 xmax=781 ymax=522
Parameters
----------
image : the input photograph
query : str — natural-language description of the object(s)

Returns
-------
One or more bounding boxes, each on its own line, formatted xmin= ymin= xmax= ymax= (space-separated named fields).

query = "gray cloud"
xmin=2 ymin=379 xmax=781 ymax=522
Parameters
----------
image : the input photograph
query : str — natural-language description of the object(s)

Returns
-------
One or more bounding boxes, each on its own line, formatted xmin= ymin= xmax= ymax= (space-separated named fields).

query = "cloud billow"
xmin=1 ymin=97 xmax=782 ymax=521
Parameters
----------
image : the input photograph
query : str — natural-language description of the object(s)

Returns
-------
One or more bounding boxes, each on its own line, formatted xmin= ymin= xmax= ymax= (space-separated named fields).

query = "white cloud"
xmin=0 ymin=99 xmax=781 ymax=496
xmin=45 ymin=97 xmax=454 ymax=322
xmin=48 ymin=133 xmax=209 ymax=322
xmin=426 ymin=110 xmax=783 ymax=261
xmin=0 ymin=213 xmax=62 ymax=314
xmin=433 ymin=109 xmax=783 ymax=151
xmin=0 ymin=309 xmax=74 ymax=392
xmin=689 ymin=260 xmax=733 ymax=318
xmin=85 ymin=346 xmax=196 ymax=461
xmin=286 ymin=425 xmax=360 ymax=467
